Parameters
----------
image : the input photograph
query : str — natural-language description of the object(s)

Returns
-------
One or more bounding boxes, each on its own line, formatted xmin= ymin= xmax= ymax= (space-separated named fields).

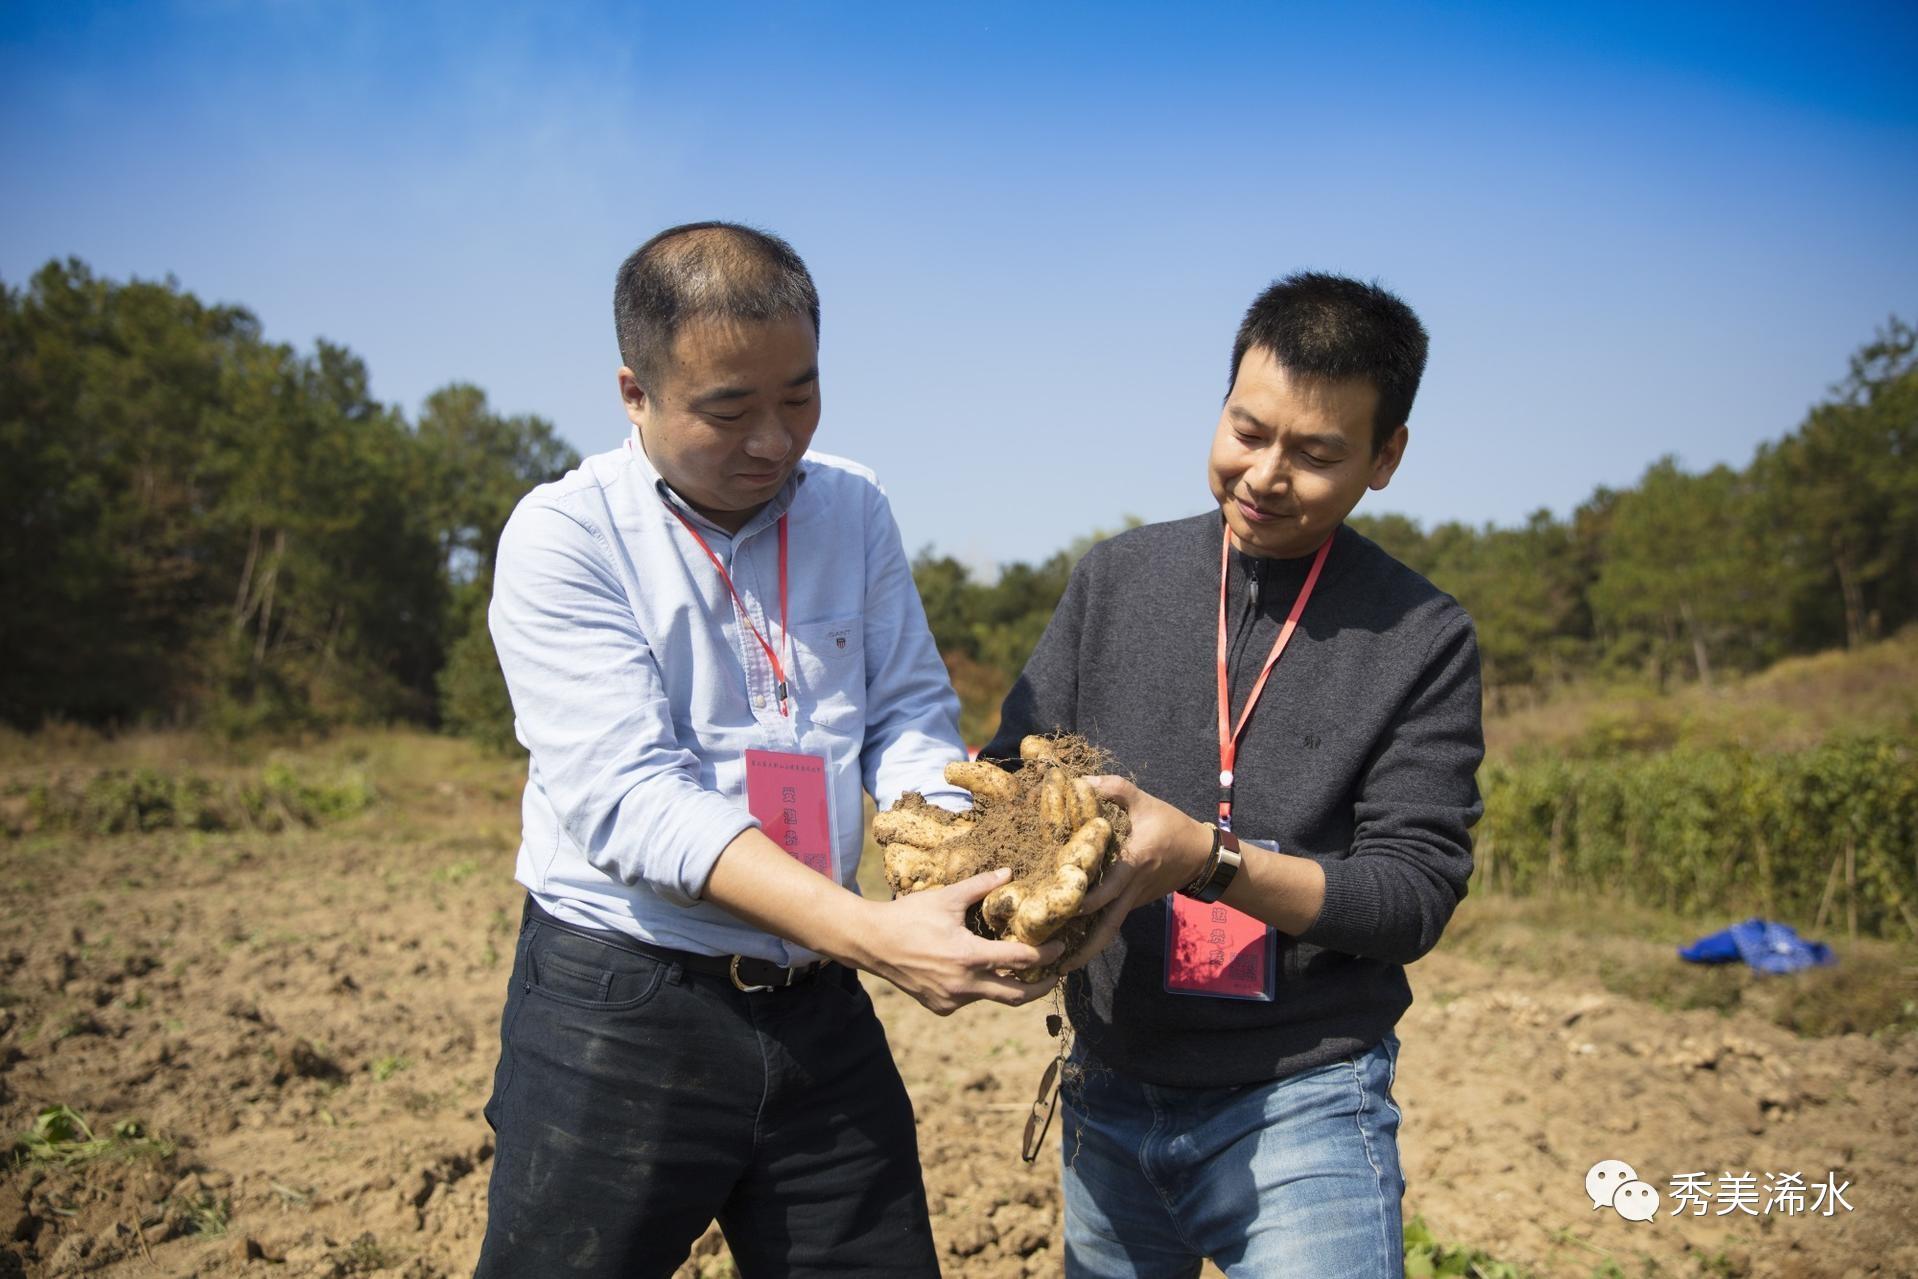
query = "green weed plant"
xmin=1403 ymin=1216 xmax=1532 ymax=1278
xmin=1478 ymin=734 xmax=1916 ymax=939
xmin=10 ymin=1105 xmax=173 ymax=1167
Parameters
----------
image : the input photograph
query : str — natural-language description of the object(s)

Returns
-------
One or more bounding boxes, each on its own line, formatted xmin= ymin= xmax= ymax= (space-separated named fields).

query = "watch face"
xmin=1200 ymin=836 xmax=1243 ymax=902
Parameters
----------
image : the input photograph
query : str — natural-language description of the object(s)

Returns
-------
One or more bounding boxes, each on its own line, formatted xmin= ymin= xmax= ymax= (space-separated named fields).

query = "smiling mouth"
xmin=1235 ymin=497 xmax=1288 ymax=523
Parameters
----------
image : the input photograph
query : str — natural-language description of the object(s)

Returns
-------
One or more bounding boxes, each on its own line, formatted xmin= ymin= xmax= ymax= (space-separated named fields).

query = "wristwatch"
xmin=1180 ymin=825 xmax=1242 ymax=903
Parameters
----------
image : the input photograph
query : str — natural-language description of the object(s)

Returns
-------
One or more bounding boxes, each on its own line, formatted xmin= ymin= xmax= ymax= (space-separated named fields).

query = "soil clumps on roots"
xmin=876 ymin=735 xmax=1131 ymax=980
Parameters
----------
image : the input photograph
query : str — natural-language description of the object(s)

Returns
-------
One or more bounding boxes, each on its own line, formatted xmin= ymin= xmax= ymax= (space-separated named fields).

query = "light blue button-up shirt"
xmin=489 ymin=432 xmax=968 ymax=965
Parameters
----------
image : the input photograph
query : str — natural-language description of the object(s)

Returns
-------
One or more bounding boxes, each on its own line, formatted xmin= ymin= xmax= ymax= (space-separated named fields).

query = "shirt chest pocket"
xmin=791 ymin=616 xmax=865 ymax=732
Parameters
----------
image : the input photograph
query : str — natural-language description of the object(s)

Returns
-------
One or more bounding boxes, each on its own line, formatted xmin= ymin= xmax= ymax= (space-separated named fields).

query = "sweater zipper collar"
xmin=1226 ymin=551 xmax=1265 ymax=693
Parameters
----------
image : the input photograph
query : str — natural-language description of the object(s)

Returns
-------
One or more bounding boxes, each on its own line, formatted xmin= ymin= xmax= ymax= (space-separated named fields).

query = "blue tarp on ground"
xmin=1679 ymin=918 xmax=1836 ymax=974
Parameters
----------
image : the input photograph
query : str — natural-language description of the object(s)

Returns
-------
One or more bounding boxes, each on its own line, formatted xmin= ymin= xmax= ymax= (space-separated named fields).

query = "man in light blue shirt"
xmin=474 ymin=223 xmax=1058 ymax=1278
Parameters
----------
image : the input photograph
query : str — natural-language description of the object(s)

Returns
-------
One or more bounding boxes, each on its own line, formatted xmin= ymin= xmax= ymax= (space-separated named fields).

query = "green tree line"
xmin=4 ymin=258 xmax=1912 ymax=749
xmin=0 ymin=259 xmax=577 ymax=737
xmin=916 ymin=319 xmax=1918 ymax=720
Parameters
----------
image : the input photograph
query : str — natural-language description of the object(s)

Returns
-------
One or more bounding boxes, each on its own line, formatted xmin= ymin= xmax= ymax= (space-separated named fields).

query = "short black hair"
xmin=613 ymin=222 xmax=821 ymax=391
xmin=1228 ymin=272 xmax=1429 ymax=453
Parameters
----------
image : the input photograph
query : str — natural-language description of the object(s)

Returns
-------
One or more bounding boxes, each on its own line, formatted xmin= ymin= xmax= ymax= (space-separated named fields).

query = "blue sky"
xmin=5 ymin=1 xmax=1915 ymax=571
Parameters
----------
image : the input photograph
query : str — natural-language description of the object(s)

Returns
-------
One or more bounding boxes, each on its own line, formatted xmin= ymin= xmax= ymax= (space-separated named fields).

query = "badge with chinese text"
xmin=744 ymin=750 xmax=832 ymax=877
xmin=1163 ymin=896 xmax=1275 ymax=1000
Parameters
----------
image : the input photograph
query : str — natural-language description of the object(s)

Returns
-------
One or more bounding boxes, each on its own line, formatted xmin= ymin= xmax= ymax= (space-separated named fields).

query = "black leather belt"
xmin=721 ymin=954 xmax=826 ymax=993
xmin=524 ymin=896 xmax=828 ymax=993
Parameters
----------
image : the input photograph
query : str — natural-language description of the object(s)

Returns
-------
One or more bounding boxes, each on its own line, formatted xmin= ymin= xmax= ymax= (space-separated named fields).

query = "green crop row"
xmin=1476 ymin=735 xmax=1917 ymax=939
xmin=2 ymin=761 xmax=376 ymax=838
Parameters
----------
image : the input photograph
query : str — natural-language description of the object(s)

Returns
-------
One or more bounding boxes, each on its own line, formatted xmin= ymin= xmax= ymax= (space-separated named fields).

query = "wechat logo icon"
xmin=1587 ymin=1159 xmax=1660 ymax=1223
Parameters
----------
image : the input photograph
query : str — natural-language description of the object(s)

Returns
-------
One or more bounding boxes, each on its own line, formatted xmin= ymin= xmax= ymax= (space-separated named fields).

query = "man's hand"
xmin=702 ymin=827 xmax=1061 ymax=1013
xmin=851 ymin=869 xmax=1064 ymax=1015
xmin=1060 ymin=776 xmax=1214 ymax=975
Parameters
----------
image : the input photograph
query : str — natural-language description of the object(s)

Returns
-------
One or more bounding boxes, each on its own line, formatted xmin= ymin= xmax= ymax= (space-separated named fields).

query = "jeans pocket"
xmin=483 ymin=927 xmax=540 ymax=1132
xmin=522 ymin=924 xmax=669 ymax=1012
xmin=1371 ymin=1031 xmax=1404 ymax=1124
xmin=813 ymin=965 xmax=875 ymax=1021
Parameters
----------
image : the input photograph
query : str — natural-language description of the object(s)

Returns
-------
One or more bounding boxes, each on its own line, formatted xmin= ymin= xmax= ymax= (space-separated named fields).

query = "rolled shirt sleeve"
xmin=490 ymin=503 xmax=756 ymax=907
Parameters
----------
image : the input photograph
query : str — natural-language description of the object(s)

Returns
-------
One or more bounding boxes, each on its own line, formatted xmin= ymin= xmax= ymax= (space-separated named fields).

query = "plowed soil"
xmin=4 ymin=742 xmax=1913 ymax=1278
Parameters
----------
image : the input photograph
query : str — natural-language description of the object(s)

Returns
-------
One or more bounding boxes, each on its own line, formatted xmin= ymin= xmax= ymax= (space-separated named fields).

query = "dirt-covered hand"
xmin=1060 ymin=776 xmax=1215 ymax=975
xmin=855 ymin=868 xmax=1064 ymax=1015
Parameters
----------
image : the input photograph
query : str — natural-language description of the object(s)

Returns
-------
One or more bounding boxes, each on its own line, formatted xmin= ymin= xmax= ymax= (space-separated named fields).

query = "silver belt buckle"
xmin=729 ymin=955 xmax=776 ymax=993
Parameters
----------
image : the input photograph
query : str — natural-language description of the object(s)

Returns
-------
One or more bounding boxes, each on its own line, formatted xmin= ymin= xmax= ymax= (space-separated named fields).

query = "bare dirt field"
xmin=4 ymin=734 xmax=1914 ymax=1278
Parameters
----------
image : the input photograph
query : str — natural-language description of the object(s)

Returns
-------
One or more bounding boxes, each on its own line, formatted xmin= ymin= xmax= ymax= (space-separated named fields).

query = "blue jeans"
xmin=1062 ymin=1034 xmax=1405 ymax=1278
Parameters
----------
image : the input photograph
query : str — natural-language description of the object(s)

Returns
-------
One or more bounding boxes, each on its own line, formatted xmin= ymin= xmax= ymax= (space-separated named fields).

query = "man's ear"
xmin=617 ymin=367 xmax=649 ymax=426
xmin=1369 ymin=424 xmax=1409 ymax=491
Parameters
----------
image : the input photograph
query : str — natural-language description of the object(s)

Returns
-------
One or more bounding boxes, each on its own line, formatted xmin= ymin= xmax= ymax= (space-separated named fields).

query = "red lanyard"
xmin=1215 ymin=526 xmax=1330 ymax=829
xmin=667 ymin=507 xmax=792 ymax=718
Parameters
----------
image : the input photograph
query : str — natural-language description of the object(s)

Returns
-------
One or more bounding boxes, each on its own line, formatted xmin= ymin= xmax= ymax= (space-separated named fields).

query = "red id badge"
xmin=1163 ymin=896 xmax=1276 ymax=1001
xmin=744 ymin=750 xmax=832 ymax=878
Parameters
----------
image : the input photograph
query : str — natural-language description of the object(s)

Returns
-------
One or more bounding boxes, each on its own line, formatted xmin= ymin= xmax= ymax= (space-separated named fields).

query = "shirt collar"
xmin=625 ymin=424 xmax=809 ymax=539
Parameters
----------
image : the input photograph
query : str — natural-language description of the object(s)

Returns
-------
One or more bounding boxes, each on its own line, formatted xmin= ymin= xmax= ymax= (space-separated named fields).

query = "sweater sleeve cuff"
xmin=1297 ymin=855 xmax=1382 ymax=954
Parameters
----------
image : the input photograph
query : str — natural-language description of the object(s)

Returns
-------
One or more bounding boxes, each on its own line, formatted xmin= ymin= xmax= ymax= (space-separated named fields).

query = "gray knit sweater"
xmin=983 ymin=512 xmax=1484 ymax=1087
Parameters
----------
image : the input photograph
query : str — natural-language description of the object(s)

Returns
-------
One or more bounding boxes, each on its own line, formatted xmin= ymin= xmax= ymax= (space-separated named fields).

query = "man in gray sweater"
xmin=984 ymin=272 xmax=1483 ymax=1277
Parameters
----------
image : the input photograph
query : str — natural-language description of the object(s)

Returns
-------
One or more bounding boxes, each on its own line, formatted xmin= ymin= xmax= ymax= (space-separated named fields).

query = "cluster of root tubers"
xmin=874 ymin=736 xmax=1126 ymax=979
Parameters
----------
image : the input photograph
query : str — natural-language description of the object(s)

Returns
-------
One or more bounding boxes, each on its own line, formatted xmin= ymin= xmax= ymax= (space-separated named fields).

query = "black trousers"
xmin=475 ymin=899 xmax=941 ymax=1277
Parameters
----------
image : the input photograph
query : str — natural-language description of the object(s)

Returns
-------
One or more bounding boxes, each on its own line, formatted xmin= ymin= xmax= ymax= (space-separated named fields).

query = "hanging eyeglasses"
xmin=1021 ymin=1014 xmax=1066 ymax=1163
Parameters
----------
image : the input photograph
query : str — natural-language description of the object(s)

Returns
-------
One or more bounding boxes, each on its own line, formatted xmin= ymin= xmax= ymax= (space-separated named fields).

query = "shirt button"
xmin=752 ymin=695 xmax=765 ymax=709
